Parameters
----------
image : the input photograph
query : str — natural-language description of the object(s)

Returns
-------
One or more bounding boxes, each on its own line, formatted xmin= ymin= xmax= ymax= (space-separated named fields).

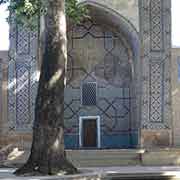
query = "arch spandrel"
xmin=65 ymin=1 xmax=141 ymax=149
xmin=79 ymin=0 xmax=139 ymax=31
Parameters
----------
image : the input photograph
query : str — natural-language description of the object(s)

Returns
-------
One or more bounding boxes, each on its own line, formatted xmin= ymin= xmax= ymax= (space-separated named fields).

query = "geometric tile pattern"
xmin=8 ymin=60 xmax=16 ymax=131
xmin=139 ymin=0 xmax=172 ymax=129
xmin=6 ymin=1 xmax=172 ymax=148
xmin=16 ymin=26 xmax=30 ymax=55
xmin=64 ymin=20 xmax=137 ymax=147
xmin=81 ymin=82 xmax=97 ymax=106
xmin=8 ymin=23 xmax=38 ymax=131
xmin=150 ymin=0 xmax=163 ymax=51
xmin=149 ymin=62 xmax=163 ymax=123
xmin=16 ymin=64 xmax=30 ymax=128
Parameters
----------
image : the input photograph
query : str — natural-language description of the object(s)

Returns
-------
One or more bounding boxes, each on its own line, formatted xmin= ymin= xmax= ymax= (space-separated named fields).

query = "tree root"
xmin=14 ymin=158 xmax=78 ymax=176
xmin=14 ymin=162 xmax=37 ymax=176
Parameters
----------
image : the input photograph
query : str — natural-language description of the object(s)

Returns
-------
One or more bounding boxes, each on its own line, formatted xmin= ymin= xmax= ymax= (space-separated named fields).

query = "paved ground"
xmin=1 ymin=166 xmax=180 ymax=180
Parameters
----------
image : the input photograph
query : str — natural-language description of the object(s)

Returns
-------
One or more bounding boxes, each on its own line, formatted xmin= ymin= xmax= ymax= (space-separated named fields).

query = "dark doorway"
xmin=82 ymin=119 xmax=97 ymax=148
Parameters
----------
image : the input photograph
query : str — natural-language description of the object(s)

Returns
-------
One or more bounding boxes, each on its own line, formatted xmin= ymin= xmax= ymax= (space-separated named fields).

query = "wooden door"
xmin=83 ymin=119 xmax=97 ymax=148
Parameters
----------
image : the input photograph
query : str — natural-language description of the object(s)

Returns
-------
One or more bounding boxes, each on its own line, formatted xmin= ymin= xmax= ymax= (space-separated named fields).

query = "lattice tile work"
xmin=8 ymin=23 xmax=38 ymax=131
xmin=149 ymin=62 xmax=163 ymax=123
xmin=150 ymin=0 xmax=163 ymax=52
xmin=139 ymin=0 xmax=172 ymax=129
xmin=81 ymin=82 xmax=97 ymax=106
xmin=64 ymin=19 xmax=136 ymax=148
xmin=16 ymin=26 xmax=30 ymax=55
xmin=16 ymin=64 xmax=30 ymax=129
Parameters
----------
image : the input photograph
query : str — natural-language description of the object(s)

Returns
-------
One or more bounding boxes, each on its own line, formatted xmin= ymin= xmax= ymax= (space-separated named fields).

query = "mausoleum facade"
xmin=0 ymin=0 xmax=177 ymax=150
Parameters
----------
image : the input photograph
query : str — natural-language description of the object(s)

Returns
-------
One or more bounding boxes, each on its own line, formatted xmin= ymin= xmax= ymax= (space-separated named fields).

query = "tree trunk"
xmin=14 ymin=0 xmax=77 ymax=176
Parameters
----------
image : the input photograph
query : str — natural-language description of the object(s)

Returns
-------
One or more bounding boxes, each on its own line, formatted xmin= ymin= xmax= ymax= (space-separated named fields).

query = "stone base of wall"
xmin=0 ymin=133 xmax=32 ymax=150
xmin=0 ymin=130 xmax=173 ymax=150
xmin=141 ymin=130 xmax=172 ymax=148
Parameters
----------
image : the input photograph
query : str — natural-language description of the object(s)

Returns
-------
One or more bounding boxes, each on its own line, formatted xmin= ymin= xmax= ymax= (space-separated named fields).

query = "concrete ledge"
xmin=1 ymin=166 xmax=180 ymax=180
xmin=142 ymin=149 xmax=180 ymax=166
xmin=2 ymin=149 xmax=180 ymax=168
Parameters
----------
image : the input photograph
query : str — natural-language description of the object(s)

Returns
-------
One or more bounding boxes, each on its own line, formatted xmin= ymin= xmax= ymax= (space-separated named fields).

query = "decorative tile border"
xmin=8 ymin=24 xmax=38 ymax=131
xmin=139 ymin=0 xmax=172 ymax=129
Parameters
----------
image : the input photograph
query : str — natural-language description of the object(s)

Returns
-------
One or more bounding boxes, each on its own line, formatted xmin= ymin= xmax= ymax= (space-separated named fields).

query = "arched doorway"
xmin=64 ymin=1 xmax=140 ymax=149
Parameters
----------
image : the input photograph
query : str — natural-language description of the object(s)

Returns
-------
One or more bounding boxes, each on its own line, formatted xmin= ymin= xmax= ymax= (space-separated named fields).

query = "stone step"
xmin=2 ymin=147 xmax=180 ymax=168
xmin=142 ymin=149 xmax=180 ymax=166
xmin=1 ymin=149 xmax=142 ymax=168
xmin=66 ymin=150 xmax=141 ymax=167
xmin=1 ymin=167 xmax=180 ymax=180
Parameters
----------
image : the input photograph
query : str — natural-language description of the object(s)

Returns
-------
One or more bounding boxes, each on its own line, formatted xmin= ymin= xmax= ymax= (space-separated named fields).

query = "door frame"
xmin=79 ymin=116 xmax=101 ymax=148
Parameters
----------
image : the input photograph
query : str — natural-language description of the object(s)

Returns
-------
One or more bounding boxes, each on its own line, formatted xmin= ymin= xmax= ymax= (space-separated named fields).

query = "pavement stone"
xmin=0 ymin=166 xmax=180 ymax=180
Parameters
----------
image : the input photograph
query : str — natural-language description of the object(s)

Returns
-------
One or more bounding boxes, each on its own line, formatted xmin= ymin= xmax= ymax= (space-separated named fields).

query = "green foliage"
xmin=0 ymin=0 xmax=88 ymax=27
xmin=10 ymin=0 xmax=41 ymax=28
xmin=66 ymin=0 xmax=89 ymax=23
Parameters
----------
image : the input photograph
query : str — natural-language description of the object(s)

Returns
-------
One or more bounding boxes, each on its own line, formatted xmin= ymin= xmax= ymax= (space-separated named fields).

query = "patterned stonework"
xmin=150 ymin=0 xmax=163 ymax=52
xmin=8 ymin=24 xmax=38 ymax=131
xmin=139 ymin=0 xmax=172 ymax=129
xmin=7 ymin=0 xmax=172 ymax=146
xmin=16 ymin=26 xmax=30 ymax=55
xmin=149 ymin=61 xmax=164 ymax=123
xmin=65 ymin=20 xmax=134 ymax=134
xmin=64 ymin=19 xmax=138 ymax=148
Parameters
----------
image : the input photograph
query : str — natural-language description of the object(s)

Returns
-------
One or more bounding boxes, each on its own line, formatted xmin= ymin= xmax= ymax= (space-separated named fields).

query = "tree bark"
xmin=14 ymin=0 xmax=77 ymax=176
